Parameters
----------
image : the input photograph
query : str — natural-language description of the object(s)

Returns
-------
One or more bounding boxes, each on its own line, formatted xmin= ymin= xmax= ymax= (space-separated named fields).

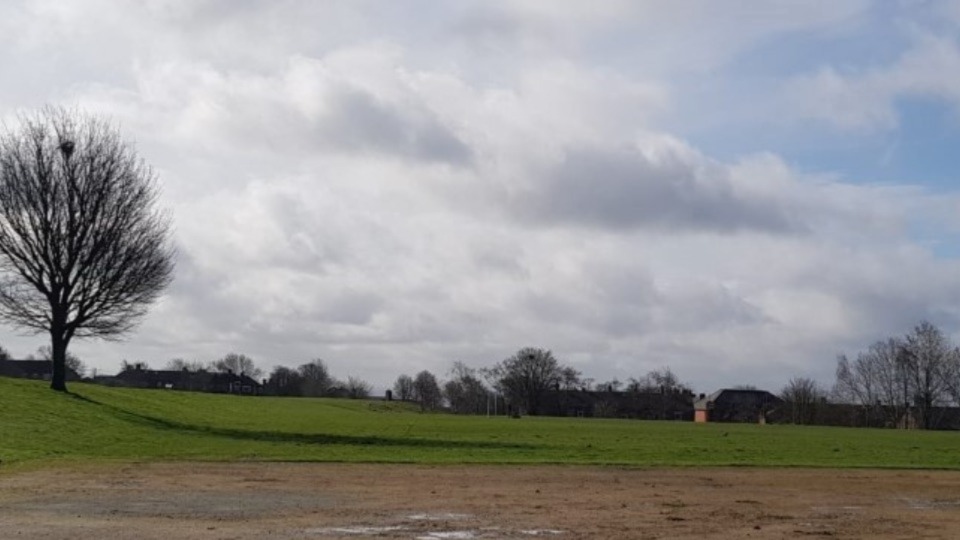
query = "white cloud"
xmin=1 ymin=0 xmax=960 ymax=395
xmin=785 ymin=32 xmax=960 ymax=130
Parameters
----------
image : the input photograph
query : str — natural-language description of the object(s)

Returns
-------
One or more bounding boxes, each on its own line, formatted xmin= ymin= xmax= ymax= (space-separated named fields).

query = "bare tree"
xmin=443 ymin=362 xmax=489 ymax=414
xmin=835 ymin=339 xmax=908 ymax=426
xmin=834 ymin=322 xmax=959 ymax=429
xmin=597 ymin=378 xmax=623 ymax=392
xmin=626 ymin=367 xmax=691 ymax=394
xmin=0 ymin=107 xmax=174 ymax=391
xmin=900 ymin=321 xmax=955 ymax=429
xmin=344 ymin=376 xmax=372 ymax=399
xmin=120 ymin=359 xmax=149 ymax=372
xmin=266 ymin=366 xmax=303 ymax=397
xmin=164 ymin=358 xmax=206 ymax=372
xmin=943 ymin=348 xmax=960 ymax=407
xmin=393 ymin=374 xmax=415 ymax=401
xmin=412 ymin=370 xmax=442 ymax=411
xmin=0 ymin=343 xmax=11 ymax=361
xmin=780 ymin=376 xmax=825 ymax=425
xmin=558 ymin=366 xmax=582 ymax=390
xmin=212 ymin=353 xmax=261 ymax=379
xmin=298 ymin=359 xmax=334 ymax=397
xmin=485 ymin=347 xmax=566 ymax=415
xmin=834 ymin=352 xmax=881 ymax=409
xmin=30 ymin=345 xmax=85 ymax=378
xmin=870 ymin=338 xmax=909 ymax=423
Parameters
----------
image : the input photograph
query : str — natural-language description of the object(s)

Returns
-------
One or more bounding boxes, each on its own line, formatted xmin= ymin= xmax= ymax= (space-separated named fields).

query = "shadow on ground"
xmin=70 ymin=392 xmax=541 ymax=451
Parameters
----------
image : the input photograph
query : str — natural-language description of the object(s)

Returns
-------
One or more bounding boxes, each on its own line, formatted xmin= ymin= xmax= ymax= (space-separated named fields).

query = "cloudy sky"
xmin=3 ymin=0 xmax=960 ymax=393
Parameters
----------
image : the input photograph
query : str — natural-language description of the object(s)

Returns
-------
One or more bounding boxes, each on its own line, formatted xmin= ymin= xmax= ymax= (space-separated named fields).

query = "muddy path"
xmin=1 ymin=463 xmax=959 ymax=539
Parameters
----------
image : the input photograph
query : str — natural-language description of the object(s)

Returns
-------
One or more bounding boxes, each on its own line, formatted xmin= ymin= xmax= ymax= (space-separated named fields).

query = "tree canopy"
xmin=0 ymin=106 xmax=174 ymax=391
xmin=486 ymin=347 xmax=570 ymax=415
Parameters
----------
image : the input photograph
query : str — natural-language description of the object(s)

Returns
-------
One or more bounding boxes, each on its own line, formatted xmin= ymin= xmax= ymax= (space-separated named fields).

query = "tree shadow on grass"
xmin=70 ymin=393 xmax=540 ymax=451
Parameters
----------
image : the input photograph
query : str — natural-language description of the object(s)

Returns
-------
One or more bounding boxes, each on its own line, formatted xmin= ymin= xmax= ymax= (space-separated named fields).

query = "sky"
xmin=3 ymin=0 xmax=960 ymax=394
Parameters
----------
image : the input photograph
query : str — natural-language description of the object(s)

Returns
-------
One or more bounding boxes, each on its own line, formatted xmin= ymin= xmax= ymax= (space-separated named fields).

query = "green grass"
xmin=2 ymin=376 xmax=960 ymax=469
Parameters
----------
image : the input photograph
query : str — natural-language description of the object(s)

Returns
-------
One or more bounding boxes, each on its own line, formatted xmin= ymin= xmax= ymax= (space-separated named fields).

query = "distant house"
xmin=694 ymin=388 xmax=782 ymax=424
xmin=0 ymin=359 xmax=81 ymax=382
xmin=109 ymin=364 xmax=262 ymax=395
xmin=206 ymin=371 xmax=263 ymax=395
xmin=113 ymin=366 xmax=211 ymax=391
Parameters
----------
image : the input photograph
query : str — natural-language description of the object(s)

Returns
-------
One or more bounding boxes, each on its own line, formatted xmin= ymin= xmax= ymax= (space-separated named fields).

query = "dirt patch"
xmin=1 ymin=463 xmax=959 ymax=539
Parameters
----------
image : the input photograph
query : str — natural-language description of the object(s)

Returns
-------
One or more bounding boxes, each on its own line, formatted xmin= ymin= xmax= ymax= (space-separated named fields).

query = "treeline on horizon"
xmin=3 ymin=321 xmax=960 ymax=425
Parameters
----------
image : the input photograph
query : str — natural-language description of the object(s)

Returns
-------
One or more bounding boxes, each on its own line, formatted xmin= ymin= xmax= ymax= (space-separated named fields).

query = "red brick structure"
xmin=694 ymin=388 xmax=781 ymax=424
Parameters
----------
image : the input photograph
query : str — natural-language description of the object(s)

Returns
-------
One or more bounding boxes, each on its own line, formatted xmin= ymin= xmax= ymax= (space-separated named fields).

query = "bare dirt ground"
xmin=1 ymin=463 xmax=959 ymax=539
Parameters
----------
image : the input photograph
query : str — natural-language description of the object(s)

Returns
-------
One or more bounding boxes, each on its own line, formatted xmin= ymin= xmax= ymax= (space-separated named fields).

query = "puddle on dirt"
xmin=898 ymin=497 xmax=960 ymax=510
xmin=306 ymin=525 xmax=408 ymax=535
xmin=306 ymin=509 xmax=563 ymax=538
xmin=414 ymin=532 xmax=562 ymax=539
xmin=407 ymin=513 xmax=473 ymax=521
xmin=306 ymin=523 xmax=564 ymax=538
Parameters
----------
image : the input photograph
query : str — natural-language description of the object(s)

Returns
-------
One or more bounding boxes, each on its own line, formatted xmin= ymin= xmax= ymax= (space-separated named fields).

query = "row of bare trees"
xmin=833 ymin=321 xmax=960 ymax=429
xmin=264 ymin=357 xmax=372 ymax=399
xmin=392 ymin=370 xmax=446 ymax=411
xmin=130 ymin=354 xmax=373 ymax=399
xmin=778 ymin=376 xmax=828 ymax=425
xmin=393 ymin=348 xmax=571 ymax=415
xmin=392 ymin=347 xmax=693 ymax=416
xmin=774 ymin=322 xmax=960 ymax=428
xmin=389 ymin=328 xmax=960 ymax=428
xmin=225 ymin=356 xmax=371 ymax=399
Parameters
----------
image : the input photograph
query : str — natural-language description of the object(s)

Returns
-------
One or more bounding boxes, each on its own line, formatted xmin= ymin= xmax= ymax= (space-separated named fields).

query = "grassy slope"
xmin=2 ymin=377 xmax=959 ymax=469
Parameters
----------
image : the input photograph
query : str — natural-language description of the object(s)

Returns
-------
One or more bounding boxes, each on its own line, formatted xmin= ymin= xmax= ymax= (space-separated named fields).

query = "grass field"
xmin=2 ymin=376 xmax=960 ymax=469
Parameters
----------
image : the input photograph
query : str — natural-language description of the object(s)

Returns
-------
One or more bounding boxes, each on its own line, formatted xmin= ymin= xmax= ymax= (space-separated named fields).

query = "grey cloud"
xmin=451 ymin=8 xmax=526 ymax=45
xmin=316 ymin=290 xmax=384 ymax=326
xmin=796 ymin=251 xmax=960 ymax=343
xmin=79 ymin=54 xmax=473 ymax=170
xmin=650 ymin=285 xmax=771 ymax=334
xmin=258 ymin=190 xmax=346 ymax=273
xmin=317 ymin=88 xmax=473 ymax=166
xmin=6 ymin=0 xmax=960 ymax=398
xmin=520 ymin=269 xmax=769 ymax=341
xmin=447 ymin=5 xmax=559 ymax=58
xmin=514 ymin=146 xmax=803 ymax=233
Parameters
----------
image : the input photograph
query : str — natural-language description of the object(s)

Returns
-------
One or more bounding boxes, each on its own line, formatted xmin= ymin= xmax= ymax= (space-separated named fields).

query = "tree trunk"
xmin=49 ymin=318 xmax=69 ymax=392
